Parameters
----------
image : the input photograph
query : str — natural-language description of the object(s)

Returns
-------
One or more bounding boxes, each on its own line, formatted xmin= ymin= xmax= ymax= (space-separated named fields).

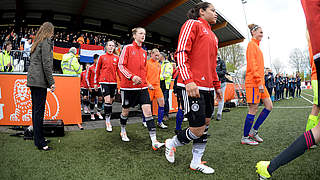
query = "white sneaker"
xmin=90 ymin=114 xmax=95 ymax=120
xmin=158 ymin=122 xmax=168 ymax=129
xmin=190 ymin=162 xmax=215 ymax=174
xmin=106 ymin=122 xmax=112 ymax=132
xmin=249 ymin=129 xmax=263 ymax=143
xmin=83 ymin=106 xmax=89 ymax=114
xmin=165 ymin=139 xmax=176 ymax=163
xmin=120 ymin=132 xmax=130 ymax=142
xmin=183 ymin=118 xmax=188 ymax=122
xmin=241 ymin=136 xmax=259 ymax=146
xmin=96 ymin=112 xmax=103 ymax=120
xmin=152 ymin=140 xmax=165 ymax=151
xmin=142 ymin=122 xmax=147 ymax=128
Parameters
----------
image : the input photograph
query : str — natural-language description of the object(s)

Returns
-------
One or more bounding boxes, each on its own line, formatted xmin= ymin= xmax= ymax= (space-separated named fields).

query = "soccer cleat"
xmin=158 ymin=122 xmax=168 ymax=129
xmin=241 ymin=136 xmax=259 ymax=146
xmin=106 ymin=122 xmax=112 ymax=132
xmin=83 ymin=106 xmax=89 ymax=114
xmin=190 ymin=161 xmax=215 ymax=174
xmin=165 ymin=139 xmax=176 ymax=163
xmin=142 ymin=122 xmax=147 ymax=128
xmin=152 ymin=141 xmax=165 ymax=151
xmin=120 ymin=132 xmax=130 ymax=142
xmin=90 ymin=114 xmax=95 ymax=120
xmin=256 ymin=161 xmax=271 ymax=179
xmin=310 ymin=144 xmax=318 ymax=149
xmin=97 ymin=112 xmax=103 ymax=120
xmin=249 ymin=129 xmax=264 ymax=143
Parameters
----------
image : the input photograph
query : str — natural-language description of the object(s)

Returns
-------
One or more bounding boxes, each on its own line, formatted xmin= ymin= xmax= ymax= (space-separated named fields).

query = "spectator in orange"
xmin=241 ymin=24 xmax=273 ymax=146
xmin=77 ymin=34 xmax=85 ymax=44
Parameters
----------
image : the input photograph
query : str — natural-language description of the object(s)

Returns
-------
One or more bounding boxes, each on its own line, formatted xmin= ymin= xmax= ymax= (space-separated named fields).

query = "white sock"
xmin=191 ymin=143 xmax=206 ymax=165
xmin=120 ymin=125 xmax=126 ymax=133
xmin=149 ymin=131 xmax=157 ymax=143
xmin=170 ymin=135 xmax=184 ymax=148
xmin=105 ymin=116 xmax=111 ymax=123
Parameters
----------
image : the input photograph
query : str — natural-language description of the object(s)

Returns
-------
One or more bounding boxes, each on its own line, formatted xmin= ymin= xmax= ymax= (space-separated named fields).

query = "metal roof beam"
xmin=138 ymin=0 xmax=188 ymax=27
xmin=218 ymin=38 xmax=244 ymax=48
xmin=212 ymin=21 xmax=228 ymax=31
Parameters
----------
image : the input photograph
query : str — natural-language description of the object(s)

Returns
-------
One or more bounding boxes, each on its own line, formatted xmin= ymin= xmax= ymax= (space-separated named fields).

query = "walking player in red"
xmin=87 ymin=54 xmax=104 ymax=120
xmin=94 ymin=41 xmax=119 ymax=132
xmin=118 ymin=27 xmax=164 ymax=150
xmin=256 ymin=0 xmax=320 ymax=179
xmin=80 ymin=64 xmax=90 ymax=114
xmin=164 ymin=2 xmax=222 ymax=174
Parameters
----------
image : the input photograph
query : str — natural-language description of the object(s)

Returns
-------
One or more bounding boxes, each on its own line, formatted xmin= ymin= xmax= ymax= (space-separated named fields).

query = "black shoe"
xmin=38 ymin=146 xmax=52 ymax=151
xmin=45 ymin=139 xmax=51 ymax=144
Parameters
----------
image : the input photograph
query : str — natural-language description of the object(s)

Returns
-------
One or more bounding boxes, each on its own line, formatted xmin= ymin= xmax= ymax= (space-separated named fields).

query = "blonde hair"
xmin=132 ymin=27 xmax=146 ymax=36
xmin=151 ymin=48 xmax=159 ymax=54
xmin=248 ymin=24 xmax=260 ymax=35
xmin=31 ymin=22 xmax=54 ymax=54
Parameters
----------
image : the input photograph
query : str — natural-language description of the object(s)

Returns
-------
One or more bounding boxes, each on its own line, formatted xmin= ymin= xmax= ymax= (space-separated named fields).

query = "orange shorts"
xmin=148 ymin=88 xmax=164 ymax=101
xmin=245 ymin=86 xmax=270 ymax=104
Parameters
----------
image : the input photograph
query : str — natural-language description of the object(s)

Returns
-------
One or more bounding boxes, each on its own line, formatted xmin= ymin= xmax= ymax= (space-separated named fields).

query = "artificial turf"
xmin=0 ymin=90 xmax=319 ymax=180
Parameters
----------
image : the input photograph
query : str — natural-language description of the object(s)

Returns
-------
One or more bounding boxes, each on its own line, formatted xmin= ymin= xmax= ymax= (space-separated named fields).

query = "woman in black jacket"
xmin=27 ymin=22 xmax=55 ymax=151
xmin=296 ymin=72 xmax=302 ymax=98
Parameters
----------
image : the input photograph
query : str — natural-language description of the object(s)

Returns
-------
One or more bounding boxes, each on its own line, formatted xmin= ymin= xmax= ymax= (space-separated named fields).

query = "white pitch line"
xmin=301 ymin=95 xmax=313 ymax=104
xmin=237 ymin=106 xmax=312 ymax=109
xmin=302 ymin=92 xmax=313 ymax=97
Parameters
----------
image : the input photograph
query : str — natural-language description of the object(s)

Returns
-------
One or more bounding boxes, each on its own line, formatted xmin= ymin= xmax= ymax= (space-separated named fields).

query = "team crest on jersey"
xmin=191 ymin=101 xmax=199 ymax=112
xmin=132 ymin=51 xmax=136 ymax=55
xmin=202 ymin=27 xmax=208 ymax=34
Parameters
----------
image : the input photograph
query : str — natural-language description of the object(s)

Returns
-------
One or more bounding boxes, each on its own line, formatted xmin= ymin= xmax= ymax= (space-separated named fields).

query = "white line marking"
xmin=300 ymin=95 xmax=313 ymax=104
xmin=302 ymin=92 xmax=313 ymax=97
xmin=237 ymin=106 xmax=312 ymax=109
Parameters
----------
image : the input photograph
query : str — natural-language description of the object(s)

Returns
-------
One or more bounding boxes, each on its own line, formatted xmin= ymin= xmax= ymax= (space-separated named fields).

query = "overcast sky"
xmin=208 ymin=0 xmax=307 ymax=74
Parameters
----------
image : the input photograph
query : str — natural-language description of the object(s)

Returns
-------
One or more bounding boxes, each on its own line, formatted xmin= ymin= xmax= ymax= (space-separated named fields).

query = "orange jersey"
xmin=309 ymin=39 xmax=317 ymax=80
xmin=146 ymin=58 xmax=161 ymax=88
xmin=245 ymin=38 xmax=265 ymax=87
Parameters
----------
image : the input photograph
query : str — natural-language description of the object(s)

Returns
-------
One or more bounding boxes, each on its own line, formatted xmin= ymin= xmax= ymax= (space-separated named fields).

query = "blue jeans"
xmin=162 ymin=89 xmax=169 ymax=116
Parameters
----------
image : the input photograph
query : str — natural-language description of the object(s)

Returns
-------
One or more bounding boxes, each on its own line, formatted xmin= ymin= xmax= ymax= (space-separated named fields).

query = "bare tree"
xmin=218 ymin=44 xmax=245 ymax=72
xmin=272 ymin=58 xmax=283 ymax=74
xmin=289 ymin=48 xmax=308 ymax=72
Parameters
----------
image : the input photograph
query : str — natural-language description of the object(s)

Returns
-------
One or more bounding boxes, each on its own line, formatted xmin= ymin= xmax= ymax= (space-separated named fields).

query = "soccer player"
xmin=256 ymin=0 xmax=320 ymax=178
xmin=145 ymin=48 xmax=167 ymax=129
xmin=80 ymin=64 xmax=90 ymax=114
xmin=94 ymin=41 xmax=119 ymax=132
xmin=164 ymin=2 xmax=223 ymax=174
xmin=241 ymin=24 xmax=273 ymax=146
xmin=118 ymin=27 xmax=164 ymax=150
xmin=87 ymin=54 xmax=104 ymax=121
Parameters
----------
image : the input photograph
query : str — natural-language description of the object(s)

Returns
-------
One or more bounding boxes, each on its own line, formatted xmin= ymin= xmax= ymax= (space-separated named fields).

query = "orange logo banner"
xmin=0 ymin=74 xmax=82 ymax=125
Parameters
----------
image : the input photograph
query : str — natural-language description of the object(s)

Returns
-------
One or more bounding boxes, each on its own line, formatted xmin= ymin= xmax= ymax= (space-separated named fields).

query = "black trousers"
xmin=30 ymin=87 xmax=48 ymax=148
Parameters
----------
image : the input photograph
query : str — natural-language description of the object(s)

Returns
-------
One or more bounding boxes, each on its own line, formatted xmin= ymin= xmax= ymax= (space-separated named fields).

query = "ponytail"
xmin=187 ymin=2 xmax=211 ymax=20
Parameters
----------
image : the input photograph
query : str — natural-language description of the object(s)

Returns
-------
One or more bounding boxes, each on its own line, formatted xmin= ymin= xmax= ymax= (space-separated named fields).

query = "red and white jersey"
xmin=86 ymin=63 xmax=98 ymax=88
xmin=176 ymin=17 xmax=221 ymax=91
xmin=80 ymin=70 xmax=89 ymax=88
xmin=94 ymin=53 xmax=119 ymax=85
xmin=301 ymin=0 xmax=320 ymax=61
xmin=118 ymin=41 xmax=148 ymax=90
